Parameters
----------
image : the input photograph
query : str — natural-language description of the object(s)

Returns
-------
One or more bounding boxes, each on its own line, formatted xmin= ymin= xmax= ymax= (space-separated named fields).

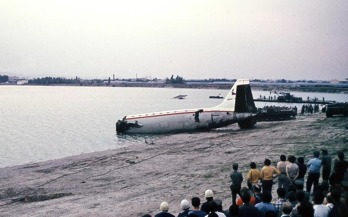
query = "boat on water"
xmin=209 ymin=94 xmax=223 ymax=99
xmin=256 ymin=106 xmax=297 ymax=121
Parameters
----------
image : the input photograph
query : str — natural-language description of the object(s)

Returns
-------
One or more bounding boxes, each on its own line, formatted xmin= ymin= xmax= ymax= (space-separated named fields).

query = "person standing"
xmin=230 ymin=163 xmax=243 ymax=204
xmin=306 ymin=151 xmax=322 ymax=194
xmin=286 ymin=155 xmax=299 ymax=189
xmin=321 ymin=149 xmax=332 ymax=182
xmin=277 ymin=155 xmax=289 ymax=191
xmin=260 ymin=158 xmax=280 ymax=194
xmin=246 ymin=162 xmax=261 ymax=193
xmin=295 ymin=157 xmax=307 ymax=190
xmin=329 ymin=151 xmax=348 ymax=186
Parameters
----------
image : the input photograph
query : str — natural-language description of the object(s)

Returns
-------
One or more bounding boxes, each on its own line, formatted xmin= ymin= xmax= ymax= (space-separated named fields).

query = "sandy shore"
xmin=0 ymin=114 xmax=347 ymax=217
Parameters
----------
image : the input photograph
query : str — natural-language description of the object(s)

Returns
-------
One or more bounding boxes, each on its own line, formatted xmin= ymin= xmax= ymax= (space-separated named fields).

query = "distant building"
xmin=16 ymin=79 xmax=29 ymax=85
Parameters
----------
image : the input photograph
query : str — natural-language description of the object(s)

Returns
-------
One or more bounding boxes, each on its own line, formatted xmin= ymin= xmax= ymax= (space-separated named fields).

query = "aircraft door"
xmin=210 ymin=112 xmax=221 ymax=128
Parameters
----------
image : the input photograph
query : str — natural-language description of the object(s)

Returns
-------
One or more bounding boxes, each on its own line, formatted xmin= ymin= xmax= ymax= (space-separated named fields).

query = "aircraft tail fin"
xmin=214 ymin=79 xmax=256 ymax=112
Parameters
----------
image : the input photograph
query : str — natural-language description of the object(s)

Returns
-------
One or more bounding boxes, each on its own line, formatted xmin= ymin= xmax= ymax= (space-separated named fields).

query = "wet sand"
xmin=0 ymin=114 xmax=347 ymax=217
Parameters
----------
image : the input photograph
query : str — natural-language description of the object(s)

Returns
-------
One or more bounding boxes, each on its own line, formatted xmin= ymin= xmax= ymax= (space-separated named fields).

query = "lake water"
xmin=0 ymin=85 xmax=347 ymax=168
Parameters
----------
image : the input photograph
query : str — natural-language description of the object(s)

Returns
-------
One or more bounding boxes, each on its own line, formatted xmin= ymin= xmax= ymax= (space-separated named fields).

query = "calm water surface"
xmin=0 ymin=85 xmax=347 ymax=168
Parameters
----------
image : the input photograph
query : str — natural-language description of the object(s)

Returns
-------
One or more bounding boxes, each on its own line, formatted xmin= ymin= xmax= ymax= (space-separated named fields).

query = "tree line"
xmin=0 ymin=75 xmax=9 ymax=83
xmin=28 ymin=77 xmax=80 ymax=85
xmin=165 ymin=75 xmax=185 ymax=84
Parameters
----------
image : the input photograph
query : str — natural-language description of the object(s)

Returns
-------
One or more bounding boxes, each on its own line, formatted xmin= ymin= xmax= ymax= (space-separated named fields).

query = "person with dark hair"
xmin=206 ymin=201 xmax=226 ymax=217
xmin=228 ymin=204 xmax=239 ymax=217
xmin=188 ymin=197 xmax=206 ymax=217
xmin=255 ymin=192 xmax=278 ymax=217
xmin=328 ymin=188 xmax=348 ymax=217
xmin=274 ymin=188 xmax=287 ymax=214
xmin=277 ymin=155 xmax=289 ymax=190
xmin=280 ymin=202 xmax=293 ymax=217
xmin=247 ymin=162 xmax=261 ymax=193
xmin=329 ymin=151 xmax=348 ymax=186
xmin=295 ymin=157 xmax=307 ymax=190
xmin=306 ymin=151 xmax=322 ymax=193
xmin=286 ymin=191 xmax=298 ymax=208
xmin=321 ymin=149 xmax=332 ymax=181
xmin=286 ymin=155 xmax=299 ymax=191
xmin=292 ymin=190 xmax=314 ymax=217
xmin=214 ymin=199 xmax=228 ymax=217
xmin=260 ymin=158 xmax=280 ymax=194
xmin=238 ymin=188 xmax=260 ymax=217
xmin=312 ymin=192 xmax=330 ymax=217
xmin=236 ymin=187 xmax=256 ymax=206
xmin=323 ymin=193 xmax=334 ymax=210
xmin=230 ymin=163 xmax=243 ymax=204
xmin=207 ymin=212 xmax=219 ymax=217
xmin=142 ymin=214 xmax=152 ymax=217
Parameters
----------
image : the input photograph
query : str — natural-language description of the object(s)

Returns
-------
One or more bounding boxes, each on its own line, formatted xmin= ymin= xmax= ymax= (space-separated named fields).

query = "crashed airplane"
xmin=116 ymin=79 xmax=257 ymax=134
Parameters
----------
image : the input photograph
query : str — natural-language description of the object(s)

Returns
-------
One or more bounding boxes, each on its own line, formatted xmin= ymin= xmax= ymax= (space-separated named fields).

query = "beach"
xmin=0 ymin=114 xmax=347 ymax=217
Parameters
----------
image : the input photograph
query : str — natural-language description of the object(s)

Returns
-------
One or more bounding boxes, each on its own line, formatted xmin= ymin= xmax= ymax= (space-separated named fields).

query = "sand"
xmin=0 ymin=114 xmax=347 ymax=217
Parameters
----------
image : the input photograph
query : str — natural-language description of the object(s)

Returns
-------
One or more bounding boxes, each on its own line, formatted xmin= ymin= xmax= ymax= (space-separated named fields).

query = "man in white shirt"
xmin=313 ymin=192 xmax=330 ymax=217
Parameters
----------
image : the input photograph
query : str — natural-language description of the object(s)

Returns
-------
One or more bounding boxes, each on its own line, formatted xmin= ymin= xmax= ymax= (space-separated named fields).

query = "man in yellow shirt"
xmin=260 ymin=158 xmax=281 ymax=194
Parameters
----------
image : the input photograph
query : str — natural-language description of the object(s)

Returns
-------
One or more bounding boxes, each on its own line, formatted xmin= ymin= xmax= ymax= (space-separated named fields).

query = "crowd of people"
xmin=142 ymin=150 xmax=348 ymax=217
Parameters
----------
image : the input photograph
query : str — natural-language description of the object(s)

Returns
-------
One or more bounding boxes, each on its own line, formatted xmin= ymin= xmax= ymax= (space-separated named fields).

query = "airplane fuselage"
xmin=116 ymin=108 xmax=255 ymax=134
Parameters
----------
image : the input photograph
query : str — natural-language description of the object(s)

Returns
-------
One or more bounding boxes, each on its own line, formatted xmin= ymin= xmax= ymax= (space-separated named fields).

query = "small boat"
xmin=173 ymin=95 xmax=187 ymax=99
xmin=209 ymin=94 xmax=223 ymax=99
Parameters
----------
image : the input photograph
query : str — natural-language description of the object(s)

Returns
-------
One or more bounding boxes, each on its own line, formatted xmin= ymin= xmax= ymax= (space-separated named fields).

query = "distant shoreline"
xmin=2 ymin=82 xmax=347 ymax=94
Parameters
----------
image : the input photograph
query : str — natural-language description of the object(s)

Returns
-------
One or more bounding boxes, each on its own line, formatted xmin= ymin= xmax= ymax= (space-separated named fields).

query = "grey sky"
xmin=0 ymin=0 xmax=347 ymax=80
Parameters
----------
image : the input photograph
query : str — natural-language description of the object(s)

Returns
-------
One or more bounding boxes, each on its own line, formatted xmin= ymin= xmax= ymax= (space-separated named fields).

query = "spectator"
xmin=255 ymin=192 xmax=278 ymax=217
xmin=260 ymin=158 xmax=280 ymax=194
xmin=286 ymin=155 xmax=299 ymax=191
xmin=280 ymin=202 xmax=292 ymax=217
xmin=323 ymin=193 xmax=334 ymax=210
xmin=286 ymin=191 xmax=298 ymax=209
xmin=214 ymin=199 xmax=228 ymax=217
xmin=328 ymin=187 xmax=348 ymax=217
xmin=201 ymin=190 xmax=214 ymax=214
xmin=329 ymin=151 xmax=348 ymax=186
xmin=206 ymin=201 xmax=226 ymax=217
xmin=306 ymin=151 xmax=322 ymax=193
xmin=277 ymin=155 xmax=289 ymax=191
xmin=236 ymin=187 xmax=256 ymax=206
xmin=155 ymin=201 xmax=175 ymax=217
xmin=238 ymin=188 xmax=260 ymax=217
xmin=247 ymin=162 xmax=261 ymax=193
xmin=273 ymin=188 xmax=287 ymax=214
xmin=230 ymin=163 xmax=243 ymax=204
xmin=321 ymin=149 xmax=332 ymax=182
xmin=178 ymin=199 xmax=191 ymax=217
xmin=189 ymin=197 xmax=206 ymax=217
xmin=227 ymin=204 xmax=239 ymax=217
xmin=292 ymin=190 xmax=314 ymax=217
xmin=312 ymin=192 xmax=330 ymax=217
xmin=295 ymin=157 xmax=307 ymax=190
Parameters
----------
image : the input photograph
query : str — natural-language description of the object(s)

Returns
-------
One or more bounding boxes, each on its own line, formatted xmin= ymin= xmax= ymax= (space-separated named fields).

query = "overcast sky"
xmin=0 ymin=0 xmax=347 ymax=80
